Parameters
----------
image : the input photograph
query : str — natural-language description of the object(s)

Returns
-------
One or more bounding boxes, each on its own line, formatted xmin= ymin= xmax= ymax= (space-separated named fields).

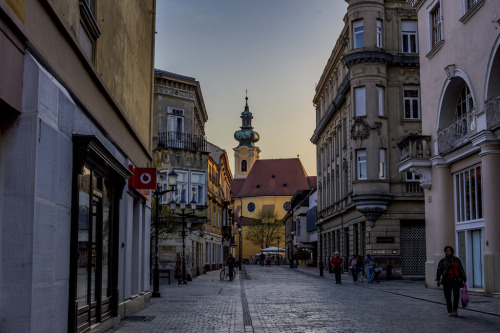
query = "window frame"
xmin=378 ymin=86 xmax=385 ymax=117
xmin=246 ymin=201 xmax=256 ymax=214
xmin=403 ymin=87 xmax=421 ymax=120
xmin=454 ymin=165 xmax=483 ymax=223
xmin=356 ymin=149 xmax=367 ymax=180
xmin=190 ymin=171 xmax=206 ymax=205
xmin=379 ymin=149 xmax=387 ymax=180
xmin=376 ymin=20 xmax=383 ymax=48
xmin=354 ymin=87 xmax=366 ymax=117
xmin=353 ymin=20 xmax=364 ymax=49
xmin=401 ymin=20 xmax=418 ymax=53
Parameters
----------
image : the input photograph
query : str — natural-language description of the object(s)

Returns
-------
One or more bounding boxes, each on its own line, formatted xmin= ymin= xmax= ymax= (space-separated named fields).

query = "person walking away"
xmin=226 ymin=253 xmax=236 ymax=280
xmin=436 ymin=246 xmax=467 ymax=317
xmin=365 ymin=254 xmax=375 ymax=283
xmin=330 ymin=252 xmax=343 ymax=284
xmin=349 ymin=254 xmax=358 ymax=283
xmin=260 ymin=252 xmax=265 ymax=267
xmin=174 ymin=253 xmax=182 ymax=286
xmin=357 ymin=255 xmax=364 ymax=282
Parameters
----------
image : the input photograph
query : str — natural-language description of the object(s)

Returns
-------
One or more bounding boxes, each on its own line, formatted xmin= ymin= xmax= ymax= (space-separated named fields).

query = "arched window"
xmin=241 ymin=160 xmax=248 ymax=172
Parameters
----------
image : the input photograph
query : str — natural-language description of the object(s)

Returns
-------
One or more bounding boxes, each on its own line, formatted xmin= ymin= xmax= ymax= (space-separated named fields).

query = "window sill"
xmin=459 ymin=0 xmax=485 ymax=24
xmin=425 ymin=39 xmax=444 ymax=59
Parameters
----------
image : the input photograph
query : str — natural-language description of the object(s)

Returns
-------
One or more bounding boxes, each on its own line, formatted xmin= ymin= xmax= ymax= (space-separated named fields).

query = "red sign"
xmin=129 ymin=166 xmax=157 ymax=189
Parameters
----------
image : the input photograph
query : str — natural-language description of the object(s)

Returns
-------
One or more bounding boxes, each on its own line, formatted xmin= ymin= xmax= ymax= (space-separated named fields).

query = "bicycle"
xmin=220 ymin=264 xmax=237 ymax=281
xmin=370 ymin=266 xmax=382 ymax=284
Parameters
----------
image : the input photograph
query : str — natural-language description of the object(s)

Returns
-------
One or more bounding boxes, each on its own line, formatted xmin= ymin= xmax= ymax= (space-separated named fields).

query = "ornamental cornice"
xmin=342 ymin=51 xmax=419 ymax=69
xmin=154 ymin=85 xmax=195 ymax=100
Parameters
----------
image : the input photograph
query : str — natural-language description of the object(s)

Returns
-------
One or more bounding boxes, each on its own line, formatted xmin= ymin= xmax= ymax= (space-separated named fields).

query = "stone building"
xmin=153 ymin=69 xmax=210 ymax=278
xmin=311 ymin=0 xmax=425 ymax=278
xmin=404 ymin=0 xmax=500 ymax=293
xmin=0 ymin=0 xmax=156 ymax=331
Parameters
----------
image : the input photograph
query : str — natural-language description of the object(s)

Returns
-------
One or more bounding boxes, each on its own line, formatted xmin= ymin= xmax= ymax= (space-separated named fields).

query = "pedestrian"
xmin=435 ymin=245 xmax=467 ymax=317
xmin=357 ymin=255 xmax=364 ymax=282
xmin=174 ymin=253 xmax=182 ymax=287
xmin=365 ymin=254 xmax=375 ymax=283
xmin=330 ymin=251 xmax=343 ymax=284
xmin=260 ymin=252 xmax=265 ymax=267
xmin=349 ymin=254 xmax=358 ymax=283
xmin=226 ymin=253 xmax=236 ymax=280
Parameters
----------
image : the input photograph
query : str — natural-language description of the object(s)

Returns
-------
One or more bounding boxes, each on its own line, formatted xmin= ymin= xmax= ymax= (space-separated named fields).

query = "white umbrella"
xmin=260 ymin=246 xmax=285 ymax=253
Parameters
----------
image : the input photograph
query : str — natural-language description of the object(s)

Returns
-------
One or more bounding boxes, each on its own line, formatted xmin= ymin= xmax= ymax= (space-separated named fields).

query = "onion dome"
xmin=234 ymin=92 xmax=260 ymax=148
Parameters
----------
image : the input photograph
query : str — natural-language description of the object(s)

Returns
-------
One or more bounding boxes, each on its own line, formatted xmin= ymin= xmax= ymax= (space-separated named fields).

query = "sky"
xmin=154 ymin=0 xmax=348 ymax=176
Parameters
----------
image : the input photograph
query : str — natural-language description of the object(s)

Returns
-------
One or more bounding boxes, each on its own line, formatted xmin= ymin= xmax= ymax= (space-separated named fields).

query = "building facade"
xmin=153 ymin=69 xmax=211 ymax=278
xmin=311 ymin=0 xmax=425 ymax=278
xmin=404 ymin=0 xmax=500 ymax=293
xmin=0 ymin=0 xmax=156 ymax=332
xmin=206 ymin=142 xmax=233 ymax=268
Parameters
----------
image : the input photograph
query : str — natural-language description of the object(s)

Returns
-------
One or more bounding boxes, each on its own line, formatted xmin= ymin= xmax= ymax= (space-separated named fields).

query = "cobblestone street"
xmin=111 ymin=265 xmax=500 ymax=333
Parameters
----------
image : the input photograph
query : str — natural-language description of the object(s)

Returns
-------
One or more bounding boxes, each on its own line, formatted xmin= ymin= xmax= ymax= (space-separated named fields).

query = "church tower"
xmin=233 ymin=93 xmax=260 ymax=179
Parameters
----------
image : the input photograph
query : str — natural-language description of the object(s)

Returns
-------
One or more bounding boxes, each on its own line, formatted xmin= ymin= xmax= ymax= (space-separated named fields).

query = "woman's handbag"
xmin=461 ymin=282 xmax=469 ymax=308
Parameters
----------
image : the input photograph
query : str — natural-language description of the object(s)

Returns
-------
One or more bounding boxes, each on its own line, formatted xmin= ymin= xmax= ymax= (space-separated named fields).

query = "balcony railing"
xmin=398 ymin=134 xmax=432 ymax=164
xmin=155 ymin=131 xmax=207 ymax=152
xmin=486 ymin=91 xmax=500 ymax=131
xmin=437 ymin=109 xmax=476 ymax=155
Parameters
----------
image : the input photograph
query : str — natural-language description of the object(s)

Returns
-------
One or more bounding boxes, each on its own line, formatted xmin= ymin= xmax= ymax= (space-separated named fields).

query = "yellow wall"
xmin=6 ymin=0 xmax=25 ymax=22
xmin=234 ymin=196 xmax=290 ymax=261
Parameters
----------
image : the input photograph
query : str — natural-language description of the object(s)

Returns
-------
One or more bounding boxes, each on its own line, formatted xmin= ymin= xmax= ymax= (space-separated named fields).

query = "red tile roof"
xmin=233 ymin=158 xmax=312 ymax=198
xmin=230 ymin=178 xmax=245 ymax=197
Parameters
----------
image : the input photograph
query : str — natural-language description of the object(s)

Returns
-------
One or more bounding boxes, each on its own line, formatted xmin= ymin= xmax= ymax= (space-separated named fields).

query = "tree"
xmin=150 ymin=197 xmax=176 ymax=240
xmin=244 ymin=209 xmax=283 ymax=249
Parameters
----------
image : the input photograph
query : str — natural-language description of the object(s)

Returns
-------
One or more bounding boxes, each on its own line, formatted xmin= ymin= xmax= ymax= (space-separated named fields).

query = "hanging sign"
xmin=129 ymin=166 xmax=157 ymax=189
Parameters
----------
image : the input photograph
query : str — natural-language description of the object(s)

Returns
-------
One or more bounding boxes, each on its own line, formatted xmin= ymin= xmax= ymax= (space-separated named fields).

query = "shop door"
xmin=76 ymin=171 xmax=113 ymax=332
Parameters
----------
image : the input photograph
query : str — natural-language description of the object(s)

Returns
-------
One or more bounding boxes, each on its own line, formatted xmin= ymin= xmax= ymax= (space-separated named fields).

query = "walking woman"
xmin=174 ymin=253 xmax=183 ymax=287
xmin=435 ymin=246 xmax=467 ymax=316
xmin=349 ymin=254 xmax=358 ymax=284
xmin=330 ymin=252 xmax=343 ymax=284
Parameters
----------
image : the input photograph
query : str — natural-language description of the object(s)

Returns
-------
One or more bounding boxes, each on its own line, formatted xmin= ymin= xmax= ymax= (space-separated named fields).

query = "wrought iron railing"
xmin=398 ymin=134 xmax=432 ymax=163
xmin=155 ymin=131 xmax=207 ymax=152
xmin=437 ymin=109 xmax=476 ymax=155
xmin=486 ymin=91 xmax=500 ymax=131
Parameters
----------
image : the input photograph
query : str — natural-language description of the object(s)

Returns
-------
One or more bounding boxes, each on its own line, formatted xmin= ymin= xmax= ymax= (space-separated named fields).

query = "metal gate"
xmin=400 ymin=221 xmax=426 ymax=277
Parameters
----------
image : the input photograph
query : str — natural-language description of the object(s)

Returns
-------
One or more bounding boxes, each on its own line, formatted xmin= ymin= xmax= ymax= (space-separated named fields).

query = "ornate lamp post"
xmin=317 ymin=216 xmax=324 ymax=277
xmin=277 ymin=237 xmax=281 ymax=265
xmin=170 ymin=198 xmax=198 ymax=284
xmin=152 ymin=171 xmax=178 ymax=298
xmin=290 ymin=230 xmax=295 ymax=268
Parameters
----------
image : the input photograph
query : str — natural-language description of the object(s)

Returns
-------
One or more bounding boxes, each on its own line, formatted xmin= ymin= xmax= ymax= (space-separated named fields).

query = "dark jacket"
xmin=226 ymin=256 xmax=236 ymax=268
xmin=435 ymin=256 xmax=466 ymax=286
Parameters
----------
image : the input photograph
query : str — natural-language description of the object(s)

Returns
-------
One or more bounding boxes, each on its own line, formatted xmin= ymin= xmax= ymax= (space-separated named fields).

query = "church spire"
xmin=234 ymin=92 xmax=260 ymax=148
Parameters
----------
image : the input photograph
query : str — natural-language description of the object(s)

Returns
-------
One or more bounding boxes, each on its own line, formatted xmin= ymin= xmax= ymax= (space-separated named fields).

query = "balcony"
xmin=437 ymin=109 xmax=476 ymax=155
xmin=155 ymin=131 xmax=207 ymax=152
xmin=486 ymin=91 xmax=500 ymax=131
xmin=397 ymin=134 xmax=432 ymax=189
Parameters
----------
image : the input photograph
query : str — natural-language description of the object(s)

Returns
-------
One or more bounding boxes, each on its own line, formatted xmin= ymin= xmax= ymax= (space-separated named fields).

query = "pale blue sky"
xmin=155 ymin=0 xmax=348 ymax=176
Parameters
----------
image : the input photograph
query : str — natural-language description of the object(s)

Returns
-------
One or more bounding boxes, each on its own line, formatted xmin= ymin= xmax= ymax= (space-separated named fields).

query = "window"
xmin=402 ymin=21 xmax=418 ymax=53
xmin=378 ymin=86 xmax=385 ymax=116
xmin=356 ymin=150 xmax=367 ymax=180
xmin=241 ymin=159 xmax=248 ymax=172
xmin=406 ymin=172 xmax=421 ymax=181
xmin=354 ymin=87 xmax=366 ymax=117
xmin=403 ymin=87 xmax=420 ymax=119
xmin=455 ymin=165 xmax=483 ymax=223
xmin=79 ymin=0 xmax=100 ymax=62
xmin=353 ymin=21 xmax=364 ymax=49
xmin=283 ymin=201 xmax=291 ymax=212
xmin=247 ymin=202 xmax=256 ymax=213
xmin=379 ymin=149 xmax=386 ymax=179
xmin=376 ymin=20 xmax=383 ymax=48
xmin=191 ymin=172 xmax=205 ymax=205
xmin=465 ymin=0 xmax=478 ymax=11
xmin=430 ymin=3 xmax=442 ymax=48
xmin=455 ymin=84 xmax=474 ymax=119
xmin=174 ymin=170 xmax=188 ymax=203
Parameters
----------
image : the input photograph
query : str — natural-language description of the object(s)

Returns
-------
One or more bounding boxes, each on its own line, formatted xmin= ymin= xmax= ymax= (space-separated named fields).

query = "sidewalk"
xmin=292 ymin=264 xmax=500 ymax=317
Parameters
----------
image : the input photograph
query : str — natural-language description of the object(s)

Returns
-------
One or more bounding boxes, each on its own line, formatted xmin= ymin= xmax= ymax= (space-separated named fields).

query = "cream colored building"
xmin=312 ymin=0 xmax=425 ymax=278
xmin=403 ymin=0 xmax=500 ymax=293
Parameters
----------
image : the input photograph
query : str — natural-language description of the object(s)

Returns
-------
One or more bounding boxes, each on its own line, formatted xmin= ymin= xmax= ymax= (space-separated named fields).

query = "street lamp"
xmin=317 ymin=216 xmax=324 ymax=277
xmin=170 ymin=197 xmax=198 ymax=284
xmin=277 ymin=237 xmax=281 ymax=265
xmin=290 ymin=230 xmax=295 ymax=268
xmin=152 ymin=170 xmax=178 ymax=298
xmin=237 ymin=223 xmax=242 ymax=270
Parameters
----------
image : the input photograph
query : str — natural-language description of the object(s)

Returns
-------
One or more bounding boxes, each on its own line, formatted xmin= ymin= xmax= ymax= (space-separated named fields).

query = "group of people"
xmin=329 ymin=245 xmax=467 ymax=317
xmin=329 ymin=252 xmax=376 ymax=284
